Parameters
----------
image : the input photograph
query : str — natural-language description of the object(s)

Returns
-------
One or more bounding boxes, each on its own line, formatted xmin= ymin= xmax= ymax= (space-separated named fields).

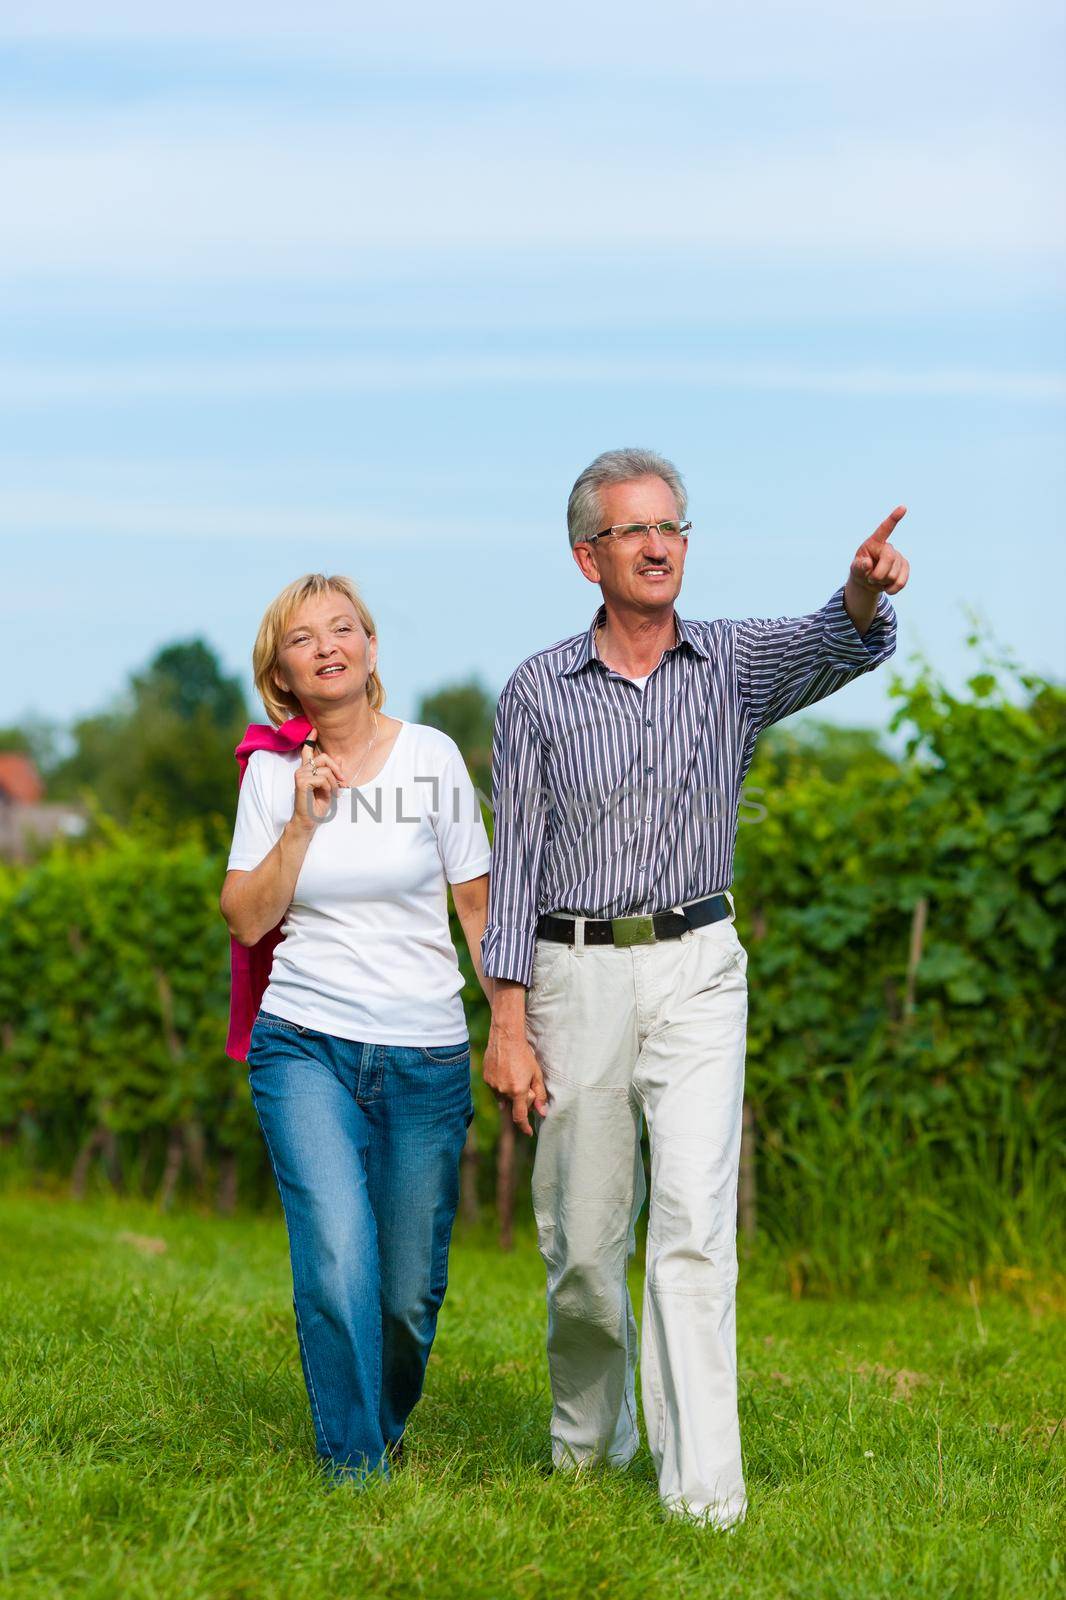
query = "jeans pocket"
xmin=256 ymin=1010 xmax=305 ymax=1033
xmin=418 ymin=1044 xmax=471 ymax=1066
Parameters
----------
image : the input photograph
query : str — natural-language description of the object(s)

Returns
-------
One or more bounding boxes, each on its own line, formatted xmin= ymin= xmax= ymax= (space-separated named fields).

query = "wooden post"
xmin=460 ymin=1122 xmax=480 ymax=1225
xmin=154 ymin=969 xmax=203 ymax=1207
xmin=903 ymin=896 xmax=928 ymax=1021
xmin=70 ymin=1122 xmax=122 ymax=1198
xmin=70 ymin=1125 xmax=104 ymax=1199
xmin=216 ymin=1150 xmax=238 ymax=1214
xmin=100 ymin=1125 xmax=122 ymax=1193
xmin=158 ymin=1125 xmax=184 ymax=1211
xmin=184 ymin=1119 xmax=208 ymax=1201
xmin=497 ymin=1105 xmax=516 ymax=1251
xmin=0 ymin=1022 xmax=15 ymax=1154
xmin=739 ymin=1100 xmax=757 ymax=1240
xmin=737 ymin=904 xmax=765 ymax=1240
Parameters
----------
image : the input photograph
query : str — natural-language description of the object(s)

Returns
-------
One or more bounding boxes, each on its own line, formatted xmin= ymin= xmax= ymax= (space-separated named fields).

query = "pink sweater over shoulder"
xmin=225 ymin=715 xmax=313 ymax=1062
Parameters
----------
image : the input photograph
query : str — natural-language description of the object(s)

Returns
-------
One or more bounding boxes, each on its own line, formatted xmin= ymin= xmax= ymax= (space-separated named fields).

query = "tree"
xmin=0 ymin=727 xmax=33 ymax=757
xmin=0 ymin=720 xmax=65 ymax=775
xmin=49 ymin=639 xmax=250 ymax=842
xmin=415 ymin=678 xmax=496 ymax=797
xmin=131 ymin=640 xmax=247 ymax=730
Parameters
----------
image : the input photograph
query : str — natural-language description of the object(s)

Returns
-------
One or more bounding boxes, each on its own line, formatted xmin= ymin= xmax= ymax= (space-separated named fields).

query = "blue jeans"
xmin=247 ymin=1010 xmax=473 ymax=1481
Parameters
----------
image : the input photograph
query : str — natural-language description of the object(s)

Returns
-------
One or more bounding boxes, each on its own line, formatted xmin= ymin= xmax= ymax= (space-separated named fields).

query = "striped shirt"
xmin=480 ymin=585 xmax=896 ymax=985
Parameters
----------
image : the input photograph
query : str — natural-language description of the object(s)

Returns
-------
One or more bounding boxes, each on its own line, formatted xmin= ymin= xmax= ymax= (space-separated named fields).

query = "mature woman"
xmin=220 ymin=572 xmax=492 ymax=1482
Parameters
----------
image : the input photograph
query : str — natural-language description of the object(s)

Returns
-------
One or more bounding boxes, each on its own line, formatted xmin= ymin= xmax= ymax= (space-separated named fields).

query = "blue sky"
xmin=2 ymin=0 xmax=1063 ymax=737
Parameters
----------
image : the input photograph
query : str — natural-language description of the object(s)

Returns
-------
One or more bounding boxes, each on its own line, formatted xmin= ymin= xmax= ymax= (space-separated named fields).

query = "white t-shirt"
xmin=227 ymin=721 xmax=491 ymax=1045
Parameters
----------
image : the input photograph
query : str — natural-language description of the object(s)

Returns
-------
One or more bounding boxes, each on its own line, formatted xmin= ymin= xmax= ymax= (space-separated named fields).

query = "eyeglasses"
xmin=583 ymin=520 xmax=692 ymax=546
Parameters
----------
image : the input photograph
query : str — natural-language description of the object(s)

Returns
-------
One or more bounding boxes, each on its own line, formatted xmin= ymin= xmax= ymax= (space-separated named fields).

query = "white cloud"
xmin=0 ymin=488 xmax=497 ymax=541
xmin=0 ymin=109 xmax=1060 ymax=281
xmin=1 ymin=355 xmax=1062 ymax=405
xmin=2 ymin=0 xmax=1056 ymax=75
xmin=2 ymin=3 xmax=1059 ymax=295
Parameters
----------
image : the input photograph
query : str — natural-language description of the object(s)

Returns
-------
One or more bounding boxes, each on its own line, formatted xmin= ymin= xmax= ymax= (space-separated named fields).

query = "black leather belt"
xmin=536 ymin=893 xmax=732 ymax=948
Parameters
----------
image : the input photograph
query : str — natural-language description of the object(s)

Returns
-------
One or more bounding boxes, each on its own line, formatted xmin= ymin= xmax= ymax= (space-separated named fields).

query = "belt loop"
xmin=573 ymin=916 xmax=586 ymax=955
xmin=724 ymin=889 xmax=736 ymax=923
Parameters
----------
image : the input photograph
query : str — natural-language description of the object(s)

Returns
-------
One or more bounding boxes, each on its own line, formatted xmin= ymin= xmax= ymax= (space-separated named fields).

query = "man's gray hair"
xmin=566 ymin=447 xmax=688 ymax=548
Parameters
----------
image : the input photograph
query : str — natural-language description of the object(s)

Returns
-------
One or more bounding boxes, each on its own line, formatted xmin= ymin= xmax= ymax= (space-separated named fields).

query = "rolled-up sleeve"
xmin=432 ymin=740 xmax=493 ymax=885
xmin=480 ymin=686 xmax=548 ymax=987
xmin=226 ymin=751 xmax=282 ymax=871
xmin=733 ymin=585 xmax=897 ymax=735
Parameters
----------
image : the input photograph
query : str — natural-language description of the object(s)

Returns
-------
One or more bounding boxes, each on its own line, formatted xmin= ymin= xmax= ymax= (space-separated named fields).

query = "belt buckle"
xmin=611 ymin=914 xmax=656 ymax=947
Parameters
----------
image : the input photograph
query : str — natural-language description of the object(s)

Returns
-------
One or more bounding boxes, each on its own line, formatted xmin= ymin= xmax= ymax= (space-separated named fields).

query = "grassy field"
xmin=0 ymin=1194 xmax=1062 ymax=1600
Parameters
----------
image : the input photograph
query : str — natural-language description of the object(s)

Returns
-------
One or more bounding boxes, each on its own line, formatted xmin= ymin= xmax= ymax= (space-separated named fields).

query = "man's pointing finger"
xmin=872 ymin=505 xmax=907 ymax=545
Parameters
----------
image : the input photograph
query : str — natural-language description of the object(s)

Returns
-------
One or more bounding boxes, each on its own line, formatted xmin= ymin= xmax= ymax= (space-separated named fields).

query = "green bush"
xmin=0 ymin=645 xmax=1061 ymax=1288
xmin=0 ymin=823 xmax=263 ymax=1207
xmin=735 ymin=643 xmax=1064 ymax=1287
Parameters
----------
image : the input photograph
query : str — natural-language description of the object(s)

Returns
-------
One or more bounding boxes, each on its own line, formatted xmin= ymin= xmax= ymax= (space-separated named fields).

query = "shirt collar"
xmin=561 ymin=603 xmax=710 ymax=677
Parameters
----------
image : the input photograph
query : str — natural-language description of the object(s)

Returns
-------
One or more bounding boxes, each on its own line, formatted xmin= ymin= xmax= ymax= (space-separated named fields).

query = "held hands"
xmin=850 ymin=505 xmax=911 ymax=595
xmin=292 ymin=729 xmax=344 ymax=830
xmin=482 ymin=1023 xmax=548 ymax=1138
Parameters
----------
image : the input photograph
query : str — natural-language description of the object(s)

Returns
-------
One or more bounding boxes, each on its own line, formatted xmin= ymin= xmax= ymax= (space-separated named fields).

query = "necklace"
xmin=334 ymin=711 xmax=379 ymax=789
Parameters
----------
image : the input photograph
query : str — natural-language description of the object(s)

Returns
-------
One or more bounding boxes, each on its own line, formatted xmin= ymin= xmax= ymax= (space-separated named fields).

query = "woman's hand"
xmin=292 ymin=729 xmax=344 ymax=830
xmin=222 ymin=730 xmax=345 ymax=947
xmin=450 ymin=874 xmax=495 ymax=1006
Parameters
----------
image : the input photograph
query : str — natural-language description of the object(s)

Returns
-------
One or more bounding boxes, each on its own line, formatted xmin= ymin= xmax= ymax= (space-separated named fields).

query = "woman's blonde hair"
xmin=252 ymin=573 xmax=386 ymax=727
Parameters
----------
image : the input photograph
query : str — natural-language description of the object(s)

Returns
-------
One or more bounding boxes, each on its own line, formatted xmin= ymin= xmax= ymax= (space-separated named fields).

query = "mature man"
xmin=480 ymin=447 xmax=909 ymax=1526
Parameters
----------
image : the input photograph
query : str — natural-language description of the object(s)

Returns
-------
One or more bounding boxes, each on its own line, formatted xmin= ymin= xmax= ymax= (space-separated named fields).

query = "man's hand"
xmin=850 ymin=505 xmax=910 ymax=595
xmin=844 ymin=505 xmax=911 ymax=635
xmin=483 ymin=984 xmax=548 ymax=1137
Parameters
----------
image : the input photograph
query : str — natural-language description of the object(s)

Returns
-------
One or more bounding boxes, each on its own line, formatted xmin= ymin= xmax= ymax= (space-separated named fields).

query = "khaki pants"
xmin=525 ymin=907 xmax=749 ymax=1527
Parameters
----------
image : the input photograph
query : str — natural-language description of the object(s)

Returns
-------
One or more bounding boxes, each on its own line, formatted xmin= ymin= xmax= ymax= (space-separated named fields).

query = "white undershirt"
xmin=227 ymin=721 xmax=491 ymax=1044
xmin=593 ymin=627 xmax=656 ymax=691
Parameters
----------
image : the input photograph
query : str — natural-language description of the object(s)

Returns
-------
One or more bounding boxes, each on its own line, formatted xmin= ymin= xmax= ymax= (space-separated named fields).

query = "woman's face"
xmin=273 ymin=590 xmax=376 ymax=713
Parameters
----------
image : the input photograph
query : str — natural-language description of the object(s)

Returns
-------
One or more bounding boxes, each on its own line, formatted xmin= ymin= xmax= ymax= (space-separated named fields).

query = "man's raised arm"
xmin=734 ymin=505 xmax=909 ymax=735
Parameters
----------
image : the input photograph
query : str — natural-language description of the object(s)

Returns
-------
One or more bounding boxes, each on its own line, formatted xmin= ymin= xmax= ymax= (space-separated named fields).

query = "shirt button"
xmin=645 ymin=718 xmax=653 ymax=727
xmin=644 ymin=764 xmax=653 ymax=773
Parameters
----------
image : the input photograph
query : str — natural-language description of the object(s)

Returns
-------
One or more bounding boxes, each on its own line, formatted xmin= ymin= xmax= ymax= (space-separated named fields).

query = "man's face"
xmin=572 ymin=475 xmax=687 ymax=611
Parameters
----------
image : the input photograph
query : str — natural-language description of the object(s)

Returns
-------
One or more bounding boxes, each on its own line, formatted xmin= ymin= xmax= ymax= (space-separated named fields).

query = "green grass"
xmin=1 ymin=1195 xmax=1062 ymax=1599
